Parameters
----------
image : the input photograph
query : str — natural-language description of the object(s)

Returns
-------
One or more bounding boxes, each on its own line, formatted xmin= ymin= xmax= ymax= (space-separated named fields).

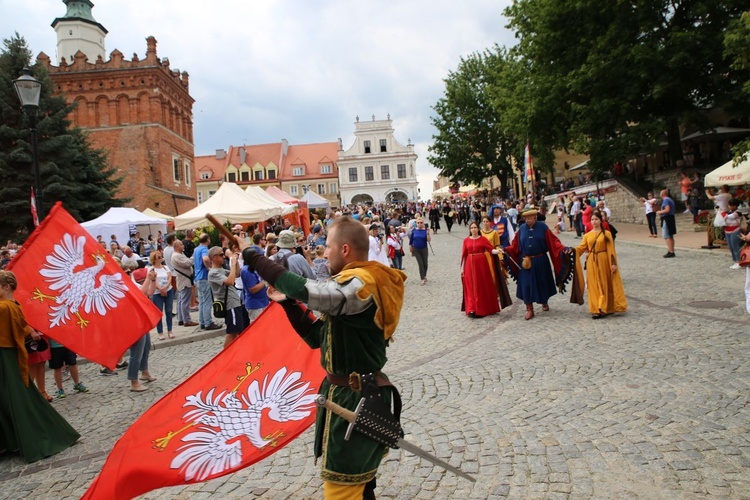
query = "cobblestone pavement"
xmin=2 ymin=226 xmax=748 ymax=499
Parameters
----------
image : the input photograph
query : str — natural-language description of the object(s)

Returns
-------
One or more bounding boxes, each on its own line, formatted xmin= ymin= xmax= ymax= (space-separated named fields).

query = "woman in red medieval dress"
xmin=461 ymin=222 xmax=502 ymax=318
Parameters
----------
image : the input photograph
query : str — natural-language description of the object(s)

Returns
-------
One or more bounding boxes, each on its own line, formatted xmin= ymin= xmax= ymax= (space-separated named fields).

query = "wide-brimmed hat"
xmin=521 ymin=206 xmax=538 ymax=217
xmin=276 ymin=230 xmax=297 ymax=249
xmin=232 ymin=224 xmax=243 ymax=232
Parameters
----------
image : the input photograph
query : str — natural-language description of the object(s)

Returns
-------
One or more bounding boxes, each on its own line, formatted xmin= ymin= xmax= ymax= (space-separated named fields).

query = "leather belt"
xmin=326 ymin=371 xmax=388 ymax=392
xmin=524 ymin=253 xmax=545 ymax=259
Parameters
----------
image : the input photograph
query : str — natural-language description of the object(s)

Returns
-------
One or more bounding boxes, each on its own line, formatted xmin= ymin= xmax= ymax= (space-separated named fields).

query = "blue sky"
xmin=2 ymin=0 xmax=516 ymax=197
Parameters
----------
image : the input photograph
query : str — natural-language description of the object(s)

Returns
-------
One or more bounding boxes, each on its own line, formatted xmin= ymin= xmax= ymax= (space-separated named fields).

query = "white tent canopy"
xmin=245 ymin=186 xmax=295 ymax=215
xmin=704 ymin=157 xmax=750 ymax=187
xmin=81 ymin=207 xmax=168 ymax=249
xmin=431 ymin=185 xmax=451 ymax=198
xmin=570 ymin=160 xmax=590 ymax=171
xmin=142 ymin=207 xmax=174 ymax=221
xmin=300 ymin=190 xmax=330 ymax=209
xmin=174 ymin=183 xmax=291 ymax=230
xmin=682 ymin=127 xmax=750 ymax=142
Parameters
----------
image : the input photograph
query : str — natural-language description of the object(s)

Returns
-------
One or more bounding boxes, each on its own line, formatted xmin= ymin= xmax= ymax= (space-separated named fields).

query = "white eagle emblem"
xmin=152 ymin=365 xmax=317 ymax=482
xmin=33 ymin=233 xmax=127 ymax=329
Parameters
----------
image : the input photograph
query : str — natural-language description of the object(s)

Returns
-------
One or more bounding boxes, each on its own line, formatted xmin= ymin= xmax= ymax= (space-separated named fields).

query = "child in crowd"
xmin=555 ymin=216 xmax=566 ymax=234
xmin=312 ymin=245 xmax=330 ymax=279
xmin=49 ymin=340 xmax=88 ymax=398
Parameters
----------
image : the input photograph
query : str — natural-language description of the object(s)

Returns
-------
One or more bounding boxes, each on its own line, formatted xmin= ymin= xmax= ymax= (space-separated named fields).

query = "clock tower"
xmin=52 ymin=0 xmax=107 ymax=64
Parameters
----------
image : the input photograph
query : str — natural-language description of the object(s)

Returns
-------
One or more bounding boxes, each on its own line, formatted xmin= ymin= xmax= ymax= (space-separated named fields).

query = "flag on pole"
xmin=30 ymin=187 xmax=39 ymax=227
xmin=6 ymin=202 xmax=163 ymax=369
xmin=523 ymin=143 xmax=535 ymax=185
xmin=81 ymin=303 xmax=325 ymax=500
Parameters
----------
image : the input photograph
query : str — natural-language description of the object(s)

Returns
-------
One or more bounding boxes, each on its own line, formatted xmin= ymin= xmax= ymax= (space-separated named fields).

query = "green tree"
xmin=428 ymin=49 xmax=521 ymax=189
xmin=505 ymin=0 xmax=749 ymax=174
xmin=0 ymin=33 xmax=124 ymax=242
xmin=724 ymin=11 xmax=750 ymax=163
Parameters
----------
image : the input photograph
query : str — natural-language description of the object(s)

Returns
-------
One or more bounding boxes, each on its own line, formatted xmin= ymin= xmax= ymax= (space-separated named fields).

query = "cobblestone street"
xmin=1 ymin=227 xmax=748 ymax=499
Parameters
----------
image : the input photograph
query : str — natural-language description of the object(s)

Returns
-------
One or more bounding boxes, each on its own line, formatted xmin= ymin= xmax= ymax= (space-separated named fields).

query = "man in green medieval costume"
xmin=241 ymin=216 xmax=406 ymax=500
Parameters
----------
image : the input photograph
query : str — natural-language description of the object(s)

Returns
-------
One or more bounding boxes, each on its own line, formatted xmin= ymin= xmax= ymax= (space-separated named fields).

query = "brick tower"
xmin=37 ymin=1 xmax=196 ymax=215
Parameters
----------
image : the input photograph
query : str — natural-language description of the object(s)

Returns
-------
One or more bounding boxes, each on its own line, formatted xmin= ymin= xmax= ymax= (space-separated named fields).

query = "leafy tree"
xmin=724 ymin=11 xmax=750 ymax=163
xmin=505 ymin=0 xmax=749 ymax=174
xmin=0 ymin=33 xmax=124 ymax=242
xmin=428 ymin=50 xmax=521 ymax=190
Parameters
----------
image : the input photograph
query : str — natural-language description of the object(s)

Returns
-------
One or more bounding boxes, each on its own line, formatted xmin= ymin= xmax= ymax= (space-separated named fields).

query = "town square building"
xmin=337 ymin=115 xmax=418 ymax=204
xmin=37 ymin=0 xmax=196 ymax=215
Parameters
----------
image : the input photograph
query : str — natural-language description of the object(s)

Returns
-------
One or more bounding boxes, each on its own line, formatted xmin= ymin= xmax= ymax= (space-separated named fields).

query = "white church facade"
xmin=337 ymin=115 xmax=418 ymax=205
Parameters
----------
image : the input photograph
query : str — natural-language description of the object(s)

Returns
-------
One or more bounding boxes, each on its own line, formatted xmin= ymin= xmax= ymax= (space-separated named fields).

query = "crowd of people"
xmin=1 ymin=182 xmax=748 ymax=499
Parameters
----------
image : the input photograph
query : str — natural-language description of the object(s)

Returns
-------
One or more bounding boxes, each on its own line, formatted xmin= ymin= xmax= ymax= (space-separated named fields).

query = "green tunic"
xmin=275 ymin=261 xmax=405 ymax=484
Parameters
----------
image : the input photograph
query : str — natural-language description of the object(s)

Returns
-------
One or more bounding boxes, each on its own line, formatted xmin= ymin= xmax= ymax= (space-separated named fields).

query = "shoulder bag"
xmin=740 ymin=243 xmax=750 ymax=268
xmin=212 ymin=285 xmax=229 ymax=318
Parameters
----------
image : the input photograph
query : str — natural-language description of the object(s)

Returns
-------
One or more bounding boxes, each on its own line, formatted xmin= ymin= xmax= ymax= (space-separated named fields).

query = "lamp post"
xmin=13 ymin=67 xmax=44 ymax=219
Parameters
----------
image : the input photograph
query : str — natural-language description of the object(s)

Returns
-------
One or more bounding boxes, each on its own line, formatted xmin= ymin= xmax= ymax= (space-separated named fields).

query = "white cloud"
xmin=2 ymin=0 xmax=515 ymax=198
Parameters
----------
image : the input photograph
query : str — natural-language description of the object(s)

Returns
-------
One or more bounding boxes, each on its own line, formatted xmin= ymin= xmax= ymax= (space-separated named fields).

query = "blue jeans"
xmin=127 ymin=333 xmax=150 ymax=381
xmin=151 ymin=288 xmax=174 ymax=333
xmin=726 ymin=230 xmax=742 ymax=262
xmin=196 ymin=280 xmax=212 ymax=327
xmin=391 ymin=252 xmax=403 ymax=270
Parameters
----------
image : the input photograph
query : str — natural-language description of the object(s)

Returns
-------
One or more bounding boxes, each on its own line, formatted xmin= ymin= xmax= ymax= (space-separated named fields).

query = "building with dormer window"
xmin=194 ymin=140 xmax=340 ymax=207
xmin=337 ymin=115 xmax=418 ymax=204
xmin=280 ymin=142 xmax=339 ymax=206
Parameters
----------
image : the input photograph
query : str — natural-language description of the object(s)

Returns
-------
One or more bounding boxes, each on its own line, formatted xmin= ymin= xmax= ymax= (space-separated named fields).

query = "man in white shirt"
xmin=570 ymin=197 xmax=583 ymax=237
xmin=368 ymin=224 xmax=390 ymax=266
xmin=163 ymin=233 xmax=176 ymax=288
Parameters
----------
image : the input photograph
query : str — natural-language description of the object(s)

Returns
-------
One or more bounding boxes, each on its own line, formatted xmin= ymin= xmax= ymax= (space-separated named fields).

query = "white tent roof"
xmin=245 ymin=186 xmax=296 ymax=214
xmin=142 ymin=208 xmax=174 ymax=221
xmin=704 ymin=156 xmax=750 ymax=187
xmin=431 ymin=185 xmax=451 ymax=198
xmin=682 ymin=127 xmax=750 ymax=142
xmin=459 ymin=184 xmax=478 ymax=193
xmin=300 ymin=190 xmax=330 ymax=208
xmin=81 ymin=207 xmax=168 ymax=248
xmin=174 ymin=183 xmax=290 ymax=230
xmin=570 ymin=160 xmax=590 ymax=171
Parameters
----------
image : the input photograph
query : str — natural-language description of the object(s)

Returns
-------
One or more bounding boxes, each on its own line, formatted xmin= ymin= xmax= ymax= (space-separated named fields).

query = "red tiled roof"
xmin=226 ymin=143 xmax=283 ymax=169
xmin=194 ymin=154 xmax=226 ymax=181
xmin=280 ymin=142 xmax=339 ymax=181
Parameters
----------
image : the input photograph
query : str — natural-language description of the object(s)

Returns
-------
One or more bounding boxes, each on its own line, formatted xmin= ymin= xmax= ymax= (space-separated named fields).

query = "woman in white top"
xmin=706 ymin=185 xmax=732 ymax=212
xmin=149 ymin=250 xmax=174 ymax=340
xmin=368 ymin=224 xmax=390 ymax=266
xmin=386 ymin=225 xmax=404 ymax=270
xmin=639 ymin=191 xmax=659 ymax=237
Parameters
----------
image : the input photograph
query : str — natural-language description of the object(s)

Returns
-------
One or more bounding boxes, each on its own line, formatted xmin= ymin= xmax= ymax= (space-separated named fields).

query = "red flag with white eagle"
xmin=6 ymin=202 xmax=162 ymax=368
xmin=81 ymin=302 xmax=324 ymax=499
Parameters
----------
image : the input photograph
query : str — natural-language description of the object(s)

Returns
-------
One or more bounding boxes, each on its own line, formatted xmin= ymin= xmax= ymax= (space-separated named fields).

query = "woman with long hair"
xmin=386 ymin=225 xmax=404 ymax=270
xmin=149 ymin=250 xmax=174 ymax=340
xmin=461 ymin=222 xmax=501 ymax=318
xmin=574 ymin=211 xmax=627 ymax=319
xmin=0 ymin=270 xmax=80 ymax=462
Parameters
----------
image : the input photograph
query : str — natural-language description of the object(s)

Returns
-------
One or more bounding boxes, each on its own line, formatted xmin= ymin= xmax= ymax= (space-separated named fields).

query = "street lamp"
xmin=13 ymin=67 xmax=44 ymax=219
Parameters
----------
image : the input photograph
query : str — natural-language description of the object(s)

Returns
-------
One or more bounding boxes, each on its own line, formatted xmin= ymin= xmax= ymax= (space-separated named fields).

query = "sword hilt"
xmin=315 ymin=395 xmax=364 ymax=441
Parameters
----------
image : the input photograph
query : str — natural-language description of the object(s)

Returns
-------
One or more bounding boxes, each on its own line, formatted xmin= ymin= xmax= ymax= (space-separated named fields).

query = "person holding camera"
xmin=271 ymin=230 xmax=316 ymax=279
xmin=368 ymin=223 xmax=390 ymax=266
xmin=208 ymin=246 xmax=246 ymax=349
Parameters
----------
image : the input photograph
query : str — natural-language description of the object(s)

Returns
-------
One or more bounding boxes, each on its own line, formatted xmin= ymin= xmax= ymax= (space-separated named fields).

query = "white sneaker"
xmin=730 ymin=263 xmax=741 ymax=270
xmin=683 ymin=210 xmax=691 ymax=214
